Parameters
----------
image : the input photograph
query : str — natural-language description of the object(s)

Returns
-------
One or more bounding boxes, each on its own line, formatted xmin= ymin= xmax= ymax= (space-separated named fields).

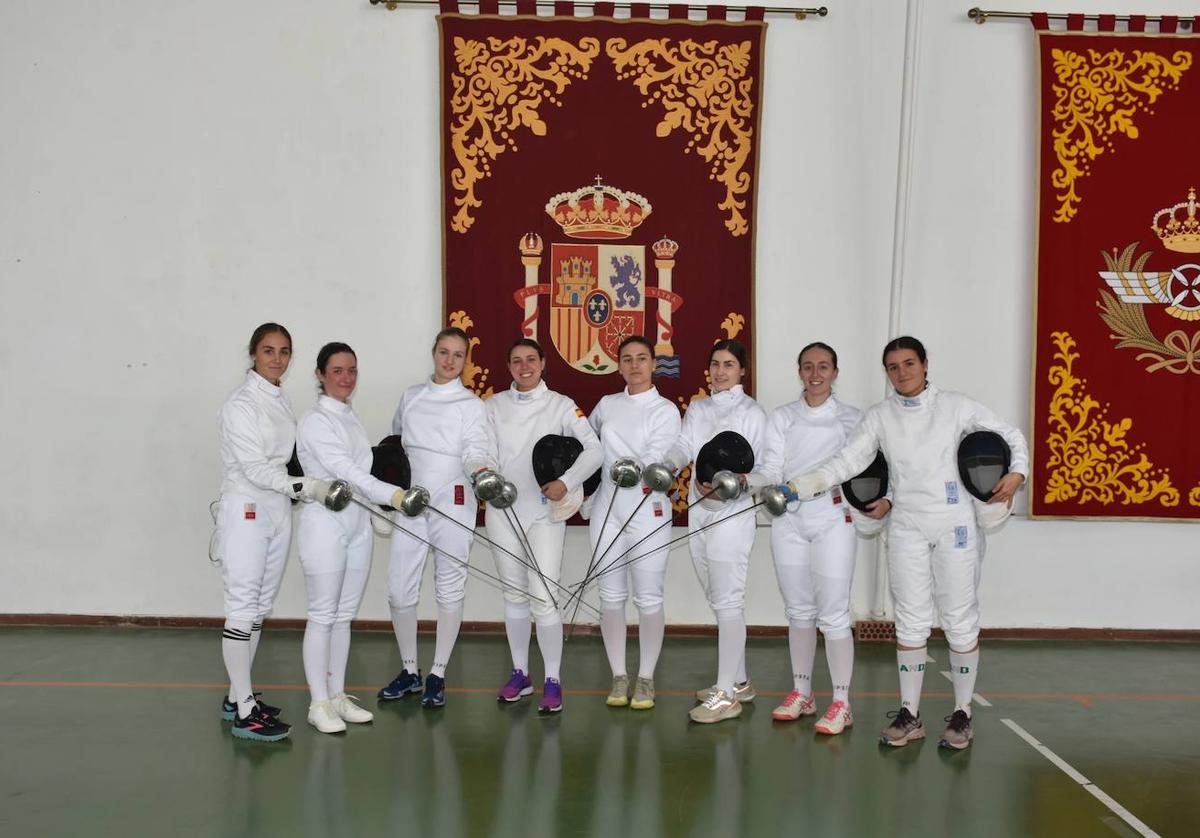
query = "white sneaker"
xmin=330 ymin=693 xmax=373 ymax=724
xmin=771 ymin=690 xmax=816 ymax=721
xmin=688 ymin=689 xmax=742 ymax=724
xmin=308 ymin=699 xmax=347 ymax=734
xmin=695 ymin=680 xmax=757 ymax=704
xmin=814 ymin=700 xmax=853 ymax=735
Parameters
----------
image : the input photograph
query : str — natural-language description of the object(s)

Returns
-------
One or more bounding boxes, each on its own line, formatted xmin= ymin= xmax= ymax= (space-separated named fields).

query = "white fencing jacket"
xmin=802 ymin=384 xmax=1029 ymax=518
xmin=483 ymin=380 xmax=603 ymax=523
xmin=589 ymin=386 xmax=682 ymax=517
xmin=391 ymin=377 xmax=490 ymax=496
xmin=664 ymin=385 xmax=767 ymax=521
xmin=218 ymin=370 xmax=298 ymax=516
xmin=297 ymin=395 xmax=399 ymax=508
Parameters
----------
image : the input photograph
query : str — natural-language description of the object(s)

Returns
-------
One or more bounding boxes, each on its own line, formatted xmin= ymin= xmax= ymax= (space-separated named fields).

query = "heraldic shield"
xmin=550 ymin=243 xmax=646 ymax=375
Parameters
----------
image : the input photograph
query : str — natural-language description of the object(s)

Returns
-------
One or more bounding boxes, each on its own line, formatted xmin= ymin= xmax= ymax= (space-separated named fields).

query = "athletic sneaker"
xmin=422 ymin=673 xmax=446 ymax=708
xmin=939 ymin=709 xmax=973 ymax=750
xmin=497 ymin=669 xmax=534 ymax=703
xmin=814 ymin=700 xmax=853 ymax=735
xmin=630 ymin=677 xmax=656 ymax=710
xmin=538 ymin=678 xmax=563 ymax=713
xmin=378 ymin=669 xmax=423 ymax=701
xmin=308 ymin=699 xmax=347 ymax=734
xmin=688 ymin=689 xmax=742 ymax=724
xmin=330 ymin=693 xmax=373 ymax=724
xmin=771 ymin=690 xmax=816 ymax=721
xmin=606 ymin=674 xmax=630 ymax=707
xmin=232 ymin=704 xmax=291 ymax=742
xmin=880 ymin=707 xmax=925 ymax=747
xmin=221 ymin=693 xmax=281 ymax=722
xmin=695 ymin=680 xmax=757 ymax=704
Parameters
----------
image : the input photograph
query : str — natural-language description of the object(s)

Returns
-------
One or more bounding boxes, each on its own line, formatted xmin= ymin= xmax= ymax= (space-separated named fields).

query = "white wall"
xmin=1 ymin=0 xmax=1195 ymax=629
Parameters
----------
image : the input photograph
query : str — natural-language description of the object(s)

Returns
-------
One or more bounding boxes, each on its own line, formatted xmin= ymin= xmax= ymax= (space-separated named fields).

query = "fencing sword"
xmin=501 ymin=502 xmax=559 ymax=612
xmin=413 ymin=484 xmax=600 ymax=618
xmin=317 ymin=480 xmax=552 ymax=607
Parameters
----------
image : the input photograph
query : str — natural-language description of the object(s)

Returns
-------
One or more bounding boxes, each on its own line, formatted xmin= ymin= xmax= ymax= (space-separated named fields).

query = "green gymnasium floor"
xmin=1 ymin=627 xmax=1197 ymax=837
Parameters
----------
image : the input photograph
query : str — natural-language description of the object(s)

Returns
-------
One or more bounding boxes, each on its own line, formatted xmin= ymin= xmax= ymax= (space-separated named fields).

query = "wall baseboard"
xmin=1 ymin=614 xmax=1197 ymax=641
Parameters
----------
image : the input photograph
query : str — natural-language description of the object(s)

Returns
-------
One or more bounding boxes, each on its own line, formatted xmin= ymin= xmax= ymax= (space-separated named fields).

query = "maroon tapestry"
xmin=438 ymin=9 xmax=766 ymax=492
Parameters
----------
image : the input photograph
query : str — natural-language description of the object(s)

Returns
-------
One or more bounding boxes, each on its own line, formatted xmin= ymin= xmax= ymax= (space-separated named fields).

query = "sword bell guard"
xmin=473 ymin=470 xmax=506 ymax=502
xmin=711 ymin=470 xmax=745 ymax=501
xmin=610 ymin=458 xmax=643 ymax=489
xmin=399 ymin=485 xmax=430 ymax=517
xmin=759 ymin=485 xmax=789 ymax=518
xmin=323 ymin=479 xmax=353 ymax=512
xmin=642 ymin=462 xmax=676 ymax=493
xmin=490 ymin=481 xmax=519 ymax=509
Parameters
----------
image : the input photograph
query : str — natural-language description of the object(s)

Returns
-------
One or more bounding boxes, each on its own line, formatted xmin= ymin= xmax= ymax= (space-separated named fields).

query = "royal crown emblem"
xmin=1151 ymin=187 xmax=1200 ymax=253
xmin=513 ymin=178 xmax=683 ymax=376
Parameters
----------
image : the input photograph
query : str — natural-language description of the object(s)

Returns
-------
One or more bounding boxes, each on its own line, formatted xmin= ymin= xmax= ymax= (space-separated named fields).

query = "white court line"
xmin=938 ymin=670 xmax=992 ymax=707
xmin=1001 ymin=719 xmax=1161 ymax=838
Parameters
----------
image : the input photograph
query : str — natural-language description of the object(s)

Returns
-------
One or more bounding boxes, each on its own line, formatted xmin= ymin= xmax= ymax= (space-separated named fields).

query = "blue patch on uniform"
xmin=945 ymin=481 xmax=959 ymax=505
xmin=954 ymin=526 xmax=968 ymax=549
xmin=900 ymin=397 xmax=922 ymax=408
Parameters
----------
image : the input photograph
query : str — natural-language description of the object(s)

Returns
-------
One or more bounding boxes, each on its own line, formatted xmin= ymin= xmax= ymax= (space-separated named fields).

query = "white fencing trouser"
xmin=298 ymin=507 xmax=373 ymax=627
xmin=769 ymin=498 xmax=857 ymax=638
xmin=217 ymin=493 xmax=292 ymax=623
xmin=589 ymin=492 xmax=672 ymax=611
xmin=485 ymin=514 xmax=565 ymax=624
xmin=885 ymin=508 xmax=984 ymax=650
xmin=687 ymin=506 xmax=755 ymax=620
xmin=387 ymin=489 xmax=477 ymax=610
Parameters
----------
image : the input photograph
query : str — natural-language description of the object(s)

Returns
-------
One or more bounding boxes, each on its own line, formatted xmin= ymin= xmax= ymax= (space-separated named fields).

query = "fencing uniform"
xmin=663 ymin=385 xmax=765 ymax=702
xmin=588 ymin=386 xmax=681 ymax=690
xmin=215 ymin=370 xmax=299 ymax=721
xmin=483 ymin=380 xmax=602 ymax=693
xmin=386 ymin=377 xmax=489 ymax=680
xmin=796 ymin=383 xmax=1028 ymax=725
xmin=297 ymin=394 xmax=401 ymax=710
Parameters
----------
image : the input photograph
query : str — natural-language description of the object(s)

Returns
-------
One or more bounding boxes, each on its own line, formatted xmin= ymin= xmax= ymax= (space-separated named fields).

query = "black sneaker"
xmin=221 ymin=693 xmax=281 ymax=721
xmin=378 ymin=669 xmax=423 ymax=701
xmin=422 ymin=673 xmax=446 ymax=708
xmin=232 ymin=704 xmax=291 ymax=742
xmin=879 ymin=707 xmax=925 ymax=747
xmin=939 ymin=709 xmax=974 ymax=750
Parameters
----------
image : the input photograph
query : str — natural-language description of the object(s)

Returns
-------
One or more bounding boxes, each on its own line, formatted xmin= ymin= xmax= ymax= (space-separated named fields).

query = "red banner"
xmin=1031 ymin=29 xmax=1200 ymax=519
xmin=438 ymin=11 xmax=764 ymax=426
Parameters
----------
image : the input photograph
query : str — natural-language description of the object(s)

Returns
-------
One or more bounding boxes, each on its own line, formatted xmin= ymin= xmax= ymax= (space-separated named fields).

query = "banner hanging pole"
xmin=967 ymin=7 xmax=1195 ymax=29
xmin=370 ymin=0 xmax=828 ymax=18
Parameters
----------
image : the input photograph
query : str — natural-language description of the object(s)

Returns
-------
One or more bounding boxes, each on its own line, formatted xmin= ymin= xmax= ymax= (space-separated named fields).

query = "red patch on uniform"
xmin=642 ymin=485 xmax=651 ymax=495
xmin=653 ymin=501 xmax=664 ymax=517
xmin=844 ymin=508 xmax=853 ymax=524
xmin=244 ymin=503 xmax=256 ymax=520
xmin=454 ymin=485 xmax=465 ymax=505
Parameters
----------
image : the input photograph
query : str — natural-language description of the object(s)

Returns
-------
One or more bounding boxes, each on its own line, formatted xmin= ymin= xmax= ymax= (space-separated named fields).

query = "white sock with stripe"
xmin=948 ymin=647 xmax=979 ymax=716
xmin=221 ymin=619 xmax=255 ymax=718
xmin=896 ymin=647 xmax=927 ymax=715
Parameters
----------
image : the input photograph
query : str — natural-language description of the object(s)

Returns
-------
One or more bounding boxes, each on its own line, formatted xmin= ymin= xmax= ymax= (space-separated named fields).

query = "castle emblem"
xmin=513 ymin=177 xmax=685 ymax=376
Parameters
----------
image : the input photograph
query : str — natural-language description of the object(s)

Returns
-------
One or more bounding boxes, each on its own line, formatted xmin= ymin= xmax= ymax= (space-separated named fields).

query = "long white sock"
xmin=228 ymin=620 xmax=264 ymax=704
xmin=636 ymin=606 xmax=665 ymax=680
xmin=825 ymin=632 xmax=854 ymax=704
xmin=600 ymin=608 xmax=627 ymax=677
xmin=390 ymin=605 xmax=419 ymax=674
xmin=896 ymin=647 xmax=927 ymax=714
xmin=302 ymin=620 xmax=333 ymax=702
xmin=788 ymin=624 xmax=817 ymax=696
xmin=430 ymin=605 xmax=463 ymax=678
xmin=716 ymin=615 xmax=746 ymax=697
xmin=536 ymin=619 xmax=564 ymax=681
xmin=736 ymin=649 xmax=747 ymax=685
xmin=221 ymin=619 xmax=255 ymax=718
xmin=505 ymin=606 xmax=532 ymax=673
xmin=328 ymin=622 xmax=352 ymax=697
xmin=948 ymin=648 xmax=979 ymax=716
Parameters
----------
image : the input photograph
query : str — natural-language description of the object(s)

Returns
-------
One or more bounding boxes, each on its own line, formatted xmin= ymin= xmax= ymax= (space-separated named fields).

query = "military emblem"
xmin=512 ymin=177 xmax=685 ymax=376
xmin=1097 ymin=187 xmax=1200 ymax=375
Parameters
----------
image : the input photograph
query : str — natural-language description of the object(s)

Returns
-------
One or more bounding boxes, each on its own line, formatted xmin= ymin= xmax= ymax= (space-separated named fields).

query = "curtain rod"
xmin=370 ymin=0 xmax=829 ymax=19
xmin=968 ymin=7 xmax=1194 ymax=28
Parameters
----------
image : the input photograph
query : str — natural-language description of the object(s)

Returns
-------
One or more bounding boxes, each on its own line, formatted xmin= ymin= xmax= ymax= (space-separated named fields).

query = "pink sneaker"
xmin=814 ymin=700 xmax=853 ymax=735
xmin=771 ymin=690 xmax=816 ymax=721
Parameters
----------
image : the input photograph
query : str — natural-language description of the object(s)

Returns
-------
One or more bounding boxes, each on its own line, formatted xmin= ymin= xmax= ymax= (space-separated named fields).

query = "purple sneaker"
xmin=538 ymin=678 xmax=563 ymax=713
xmin=497 ymin=669 xmax=533 ymax=702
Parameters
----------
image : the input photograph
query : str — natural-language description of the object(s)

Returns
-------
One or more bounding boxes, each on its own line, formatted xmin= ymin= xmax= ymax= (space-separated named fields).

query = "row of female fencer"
xmin=213 ymin=321 xmax=1027 ymax=749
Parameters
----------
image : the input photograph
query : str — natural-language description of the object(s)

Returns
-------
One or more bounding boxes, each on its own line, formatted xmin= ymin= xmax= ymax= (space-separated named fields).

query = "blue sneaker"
xmin=538 ymin=678 xmax=563 ymax=714
xmin=496 ymin=669 xmax=533 ymax=702
xmin=422 ymin=673 xmax=446 ymax=708
xmin=378 ymin=669 xmax=423 ymax=701
xmin=221 ymin=693 xmax=281 ymax=721
xmin=231 ymin=704 xmax=290 ymax=742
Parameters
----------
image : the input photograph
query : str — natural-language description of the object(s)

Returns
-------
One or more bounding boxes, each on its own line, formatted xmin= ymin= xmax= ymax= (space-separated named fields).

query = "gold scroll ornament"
xmin=1047 ymin=47 xmax=1191 ymax=224
xmin=447 ymin=310 xmax=495 ymax=398
xmin=447 ymin=36 xmax=600 ymax=234
xmin=1043 ymin=331 xmax=1178 ymax=507
xmin=607 ymin=38 xmax=758 ymax=237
